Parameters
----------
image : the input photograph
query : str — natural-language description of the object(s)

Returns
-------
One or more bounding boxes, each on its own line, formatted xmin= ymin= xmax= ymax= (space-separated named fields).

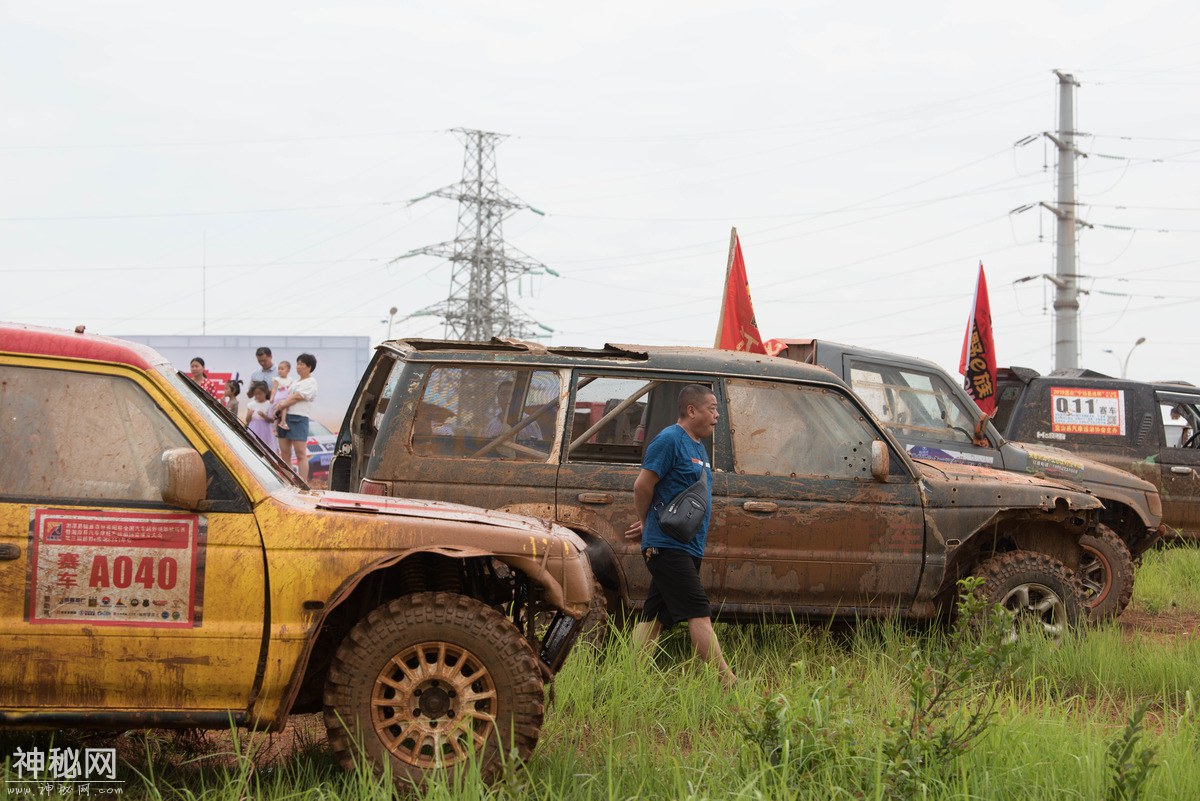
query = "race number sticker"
xmin=1050 ymin=387 xmax=1125 ymax=436
xmin=27 ymin=509 xmax=206 ymax=628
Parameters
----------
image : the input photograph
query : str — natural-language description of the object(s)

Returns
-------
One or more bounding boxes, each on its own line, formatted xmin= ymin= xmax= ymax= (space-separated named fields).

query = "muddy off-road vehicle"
xmin=767 ymin=339 xmax=1165 ymax=619
xmin=0 ymin=324 xmax=595 ymax=785
xmin=993 ymin=366 xmax=1200 ymax=541
xmin=333 ymin=339 xmax=1105 ymax=634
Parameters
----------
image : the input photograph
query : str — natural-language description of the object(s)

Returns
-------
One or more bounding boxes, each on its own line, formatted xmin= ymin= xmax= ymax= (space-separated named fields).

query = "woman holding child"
xmin=273 ymin=353 xmax=318 ymax=481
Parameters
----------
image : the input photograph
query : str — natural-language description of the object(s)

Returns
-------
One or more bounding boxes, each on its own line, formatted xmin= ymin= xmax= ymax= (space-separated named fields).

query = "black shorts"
xmin=641 ymin=547 xmax=711 ymax=628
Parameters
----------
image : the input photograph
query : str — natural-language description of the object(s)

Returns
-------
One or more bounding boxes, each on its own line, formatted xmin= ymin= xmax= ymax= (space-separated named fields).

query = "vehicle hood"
xmin=912 ymin=458 xmax=1102 ymax=510
xmin=1001 ymin=440 xmax=1157 ymax=494
xmin=311 ymin=490 xmax=583 ymax=545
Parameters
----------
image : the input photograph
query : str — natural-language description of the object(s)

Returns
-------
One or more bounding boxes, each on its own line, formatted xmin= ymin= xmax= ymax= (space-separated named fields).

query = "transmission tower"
xmin=393 ymin=128 xmax=555 ymax=341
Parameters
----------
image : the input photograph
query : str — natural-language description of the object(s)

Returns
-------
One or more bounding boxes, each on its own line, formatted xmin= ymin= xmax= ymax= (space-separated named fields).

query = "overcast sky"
xmin=3 ymin=1 xmax=1197 ymax=382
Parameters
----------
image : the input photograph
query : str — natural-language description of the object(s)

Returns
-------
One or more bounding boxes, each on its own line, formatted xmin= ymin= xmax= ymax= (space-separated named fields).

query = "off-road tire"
xmin=1079 ymin=524 xmax=1135 ymax=620
xmin=974 ymin=550 xmax=1084 ymax=637
xmin=323 ymin=592 xmax=544 ymax=786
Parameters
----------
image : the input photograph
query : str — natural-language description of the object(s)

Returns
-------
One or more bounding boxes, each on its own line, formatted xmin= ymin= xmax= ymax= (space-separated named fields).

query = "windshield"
xmin=849 ymin=361 xmax=987 ymax=445
xmin=310 ymin=420 xmax=335 ymax=438
xmin=161 ymin=367 xmax=304 ymax=492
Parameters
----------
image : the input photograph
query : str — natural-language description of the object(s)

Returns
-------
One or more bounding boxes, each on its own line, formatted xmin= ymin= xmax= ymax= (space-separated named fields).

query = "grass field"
xmin=4 ymin=546 xmax=1200 ymax=800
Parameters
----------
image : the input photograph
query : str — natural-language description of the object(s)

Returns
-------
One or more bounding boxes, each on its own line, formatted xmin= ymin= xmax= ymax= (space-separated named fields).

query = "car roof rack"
xmin=1047 ymin=367 xmax=1115 ymax=379
xmin=396 ymin=337 xmax=649 ymax=360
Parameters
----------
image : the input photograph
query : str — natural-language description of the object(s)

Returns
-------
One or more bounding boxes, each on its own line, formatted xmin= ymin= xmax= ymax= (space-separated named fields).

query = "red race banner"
xmin=959 ymin=262 xmax=997 ymax=415
xmin=715 ymin=228 xmax=767 ymax=354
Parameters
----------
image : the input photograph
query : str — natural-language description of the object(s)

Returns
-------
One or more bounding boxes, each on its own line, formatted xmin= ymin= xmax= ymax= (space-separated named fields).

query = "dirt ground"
xmin=1119 ymin=607 xmax=1200 ymax=642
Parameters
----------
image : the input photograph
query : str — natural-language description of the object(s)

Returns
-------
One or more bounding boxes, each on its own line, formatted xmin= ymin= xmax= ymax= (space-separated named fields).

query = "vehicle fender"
xmin=266 ymin=541 xmax=593 ymax=728
xmin=551 ymin=506 xmax=630 ymax=602
xmin=932 ymin=504 xmax=1096 ymax=604
xmin=1001 ymin=442 xmax=1161 ymax=532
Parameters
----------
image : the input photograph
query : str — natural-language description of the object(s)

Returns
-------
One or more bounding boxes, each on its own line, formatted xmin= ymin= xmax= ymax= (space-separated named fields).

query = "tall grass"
xmin=4 ymin=549 xmax=1200 ymax=800
xmin=1130 ymin=543 xmax=1200 ymax=614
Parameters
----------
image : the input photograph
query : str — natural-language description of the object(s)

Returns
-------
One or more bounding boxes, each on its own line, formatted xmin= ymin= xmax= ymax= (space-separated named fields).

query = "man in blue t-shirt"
xmin=624 ymin=384 xmax=737 ymax=689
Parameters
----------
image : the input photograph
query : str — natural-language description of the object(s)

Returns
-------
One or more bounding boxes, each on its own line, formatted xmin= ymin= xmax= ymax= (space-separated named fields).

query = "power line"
xmin=0 ymin=201 xmax=396 ymax=222
xmin=0 ymin=129 xmax=439 ymax=150
xmin=0 ymin=257 xmax=385 ymax=274
xmin=101 ymin=203 xmax=417 ymax=330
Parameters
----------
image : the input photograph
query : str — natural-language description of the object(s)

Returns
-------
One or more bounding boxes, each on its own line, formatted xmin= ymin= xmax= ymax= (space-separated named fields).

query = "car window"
xmin=0 ymin=365 xmax=191 ymax=503
xmin=411 ymin=366 xmax=560 ymax=461
xmin=726 ymin=379 xmax=877 ymax=480
xmin=373 ymin=356 xmax=406 ymax=432
xmin=1158 ymin=394 xmax=1200 ymax=448
xmin=849 ymin=361 xmax=978 ymax=445
xmin=566 ymin=375 xmax=713 ymax=465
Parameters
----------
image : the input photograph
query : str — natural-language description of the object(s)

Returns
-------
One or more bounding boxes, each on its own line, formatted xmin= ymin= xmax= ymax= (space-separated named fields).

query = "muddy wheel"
xmin=576 ymin=580 xmax=611 ymax=649
xmin=1079 ymin=524 xmax=1135 ymax=620
xmin=323 ymin=592 xmax=544 ymax=786
xmin=975 ymin=550 xmax=1084 ymax=638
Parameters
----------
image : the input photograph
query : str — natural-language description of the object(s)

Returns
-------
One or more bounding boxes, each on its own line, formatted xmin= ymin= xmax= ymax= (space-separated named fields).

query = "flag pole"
xmin=715 ymin=227 xmax=738 ymax=348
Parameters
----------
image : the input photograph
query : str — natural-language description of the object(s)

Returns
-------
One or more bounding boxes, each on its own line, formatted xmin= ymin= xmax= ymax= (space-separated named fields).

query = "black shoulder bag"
xmin=656 ymin=470 xmax=709 ymax=544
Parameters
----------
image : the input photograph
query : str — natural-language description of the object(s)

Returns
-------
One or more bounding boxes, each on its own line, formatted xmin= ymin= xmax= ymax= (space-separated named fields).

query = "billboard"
xmin=117 ymin=334 xmax=371 ymax=430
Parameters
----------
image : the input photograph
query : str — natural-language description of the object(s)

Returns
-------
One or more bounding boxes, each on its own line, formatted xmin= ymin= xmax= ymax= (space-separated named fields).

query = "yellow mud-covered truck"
xmin=0 ymin=323 xmax=595 ymax=785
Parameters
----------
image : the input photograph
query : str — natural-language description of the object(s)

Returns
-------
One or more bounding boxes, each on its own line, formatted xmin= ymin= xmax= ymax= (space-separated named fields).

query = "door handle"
xmin=743 ymin=501 xmax=779 ymax=513
xmin=1170 ymin=466 xmax=1195 ymax=475
xmin=577 ymin=492 xmax=614 ymax=505
xmin=0 ymin=544 xmax=20 ymax=561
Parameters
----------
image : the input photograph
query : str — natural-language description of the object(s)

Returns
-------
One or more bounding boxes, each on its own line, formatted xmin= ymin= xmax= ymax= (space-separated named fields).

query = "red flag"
xmin=715 ymin=228 xmax=766 ymax=353
xmin=763 ymin=338 xmax=788 ymax=357
xmin=959 ymin=263 xmax=997 ymax=415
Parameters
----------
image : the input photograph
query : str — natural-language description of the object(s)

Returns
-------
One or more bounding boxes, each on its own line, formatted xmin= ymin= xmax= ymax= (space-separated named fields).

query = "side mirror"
xmin=161 ymin=448 xmax=207 ymax=510
xmin=972 ymin=415 xmax=990 ymax=448
xmin=870 ymin=440 xmax=890 ymax=482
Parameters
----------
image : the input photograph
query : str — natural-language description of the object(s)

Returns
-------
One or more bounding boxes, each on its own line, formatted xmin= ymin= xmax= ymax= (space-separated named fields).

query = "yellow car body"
xmin=0 ymin=324 xmax=593 ymax=780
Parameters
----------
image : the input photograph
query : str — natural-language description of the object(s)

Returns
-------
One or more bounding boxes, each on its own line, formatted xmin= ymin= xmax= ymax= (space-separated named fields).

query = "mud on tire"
xmin=575 ymin=579 xmax=611 ymax=649
xmin=974 ymin=550 xmax=1084 ymax=637
xmin=323 ymin=592 xmax=544 ymax=786
xmin=1079 ymin=524 xmax=1135 ymax=620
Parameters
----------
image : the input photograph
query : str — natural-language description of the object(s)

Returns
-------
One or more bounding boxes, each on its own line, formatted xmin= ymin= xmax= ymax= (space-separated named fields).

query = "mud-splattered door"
xmin=717 ymin=379 xmax=925 ymax=615
xmin=555 ymin=374 xmax=723 ymax=611
xmin=0 ymin=362 xmax=266 ymax=714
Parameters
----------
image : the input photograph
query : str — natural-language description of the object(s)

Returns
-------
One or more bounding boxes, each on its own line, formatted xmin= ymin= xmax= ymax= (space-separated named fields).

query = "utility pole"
xmin=392 ymin=128 xmax=556 ymax=341
xmin=1038 ymin=71 xmax=1086 ymax=370
xmin=201 ymin=230 xmax=207 ymax=335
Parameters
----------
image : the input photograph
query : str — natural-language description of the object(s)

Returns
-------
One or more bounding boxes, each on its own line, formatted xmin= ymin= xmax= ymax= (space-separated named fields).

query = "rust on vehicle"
xmin=338 ymin=336 xmax=1114 ymax=633
xmin=0 ymin=321 xmax=597 ymax=786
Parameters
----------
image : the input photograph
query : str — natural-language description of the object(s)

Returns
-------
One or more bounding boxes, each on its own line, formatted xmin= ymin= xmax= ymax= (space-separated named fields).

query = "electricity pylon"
xmin=393 ymin=128 xmax=555 ymax=341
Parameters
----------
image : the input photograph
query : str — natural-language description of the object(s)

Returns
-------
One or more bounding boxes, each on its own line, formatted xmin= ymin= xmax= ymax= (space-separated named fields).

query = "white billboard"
xmin=117 ymin=334 xmax=371 ymax=430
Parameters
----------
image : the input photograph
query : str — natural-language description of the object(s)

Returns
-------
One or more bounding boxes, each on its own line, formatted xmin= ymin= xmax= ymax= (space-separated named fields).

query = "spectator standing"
xmin=244 ymin=381 xmax=277 ymax=450
xmin=273 ymin=353 xmax=317 ymax=481
xmin=222 ymin=377 xmax=242 ymax=417
xmin=188 ymin=357 xmax=207 ymax=383
xmin=248 ymin=346 xmax=277 ymax=398
xmin=623 ymin=384 xmax=737 ymax=690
